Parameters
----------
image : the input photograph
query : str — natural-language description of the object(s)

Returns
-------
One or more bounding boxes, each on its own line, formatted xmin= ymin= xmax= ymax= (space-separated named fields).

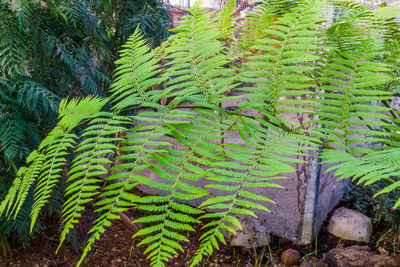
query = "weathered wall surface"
xmin=132 ymin=95 xmax=346 ymax=243
xmin=313 ymin=163 xmax=345 ymax=235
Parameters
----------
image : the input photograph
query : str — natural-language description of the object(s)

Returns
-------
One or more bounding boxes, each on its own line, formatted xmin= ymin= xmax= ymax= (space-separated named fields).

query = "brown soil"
xmin=0 ymin=216 xmax=253 ymax=267
xmin=0 ymin=203 xmax=398 ymax=267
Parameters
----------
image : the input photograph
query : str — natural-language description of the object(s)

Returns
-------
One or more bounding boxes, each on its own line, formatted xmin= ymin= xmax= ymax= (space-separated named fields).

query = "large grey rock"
xmin=327 ymin=207 xmax=372 ymax=242
xmin=324 ymin=246 xmax=397 ymax=267
xmin=222 ymin=216 xmax=270 ymax=249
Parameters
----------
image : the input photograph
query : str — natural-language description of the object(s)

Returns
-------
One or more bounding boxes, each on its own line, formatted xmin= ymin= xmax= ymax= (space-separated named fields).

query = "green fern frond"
xmin=0 ymin=180 xmax=42 ymax=249
xmin=4 ymin=0 xmax=32 ymax=30
xmin=0 ymin=96 xmax=106 ymax=232
xmin=0 ymin=119 xmax=26 ymax=160
xmin=30 ymin=127 xmax=77 ymax=232
xmin=0 ymin=176 xmax=21 ymax=219
xmin=240 ymin=0 xmax=323 ymax=123
xmin=9 ymin=151 xmax=45 ymax=219
xmin=164 ymin=3 xmax=238 ymax=105
xmin=110 ymin=27 xmax=165 ymax=110
xmin=0 ymin=108 xmax=29 ymax=162
xmin=191 ymin=115 xmax=315 ymax=266
xmin=329 ymin=0 xmax=376 ymax=29
xmin=2 ymin=1 xmax=400 ymax=266
xmin=15 ymin=77 xmax=60 ymax=113
xmin=313 ymin=37 xmax=393 ymax=152
xmin=0 ymin=0 xmax=175 ymax=253
xmin=320 ymin=148 xmax=400 ymax=209
xmin=58 ymin=112 xmax=130 ymax=252
xmin=132 ymin=108 xmax=235 ymax=266
xmin=327 ymin=0 xmax=400 ymax=51
xmin=215 ymin=0 xmax=237 ymax=42
xmin=0 ymin=150 xmax=44 ymax=220
xmin=58 ymin=96 xmax=108 ymax=131
xmin=75 ymin=110 xmax=175 ymax=266
xmin=239 ymin=2 xmax=276 ymax=52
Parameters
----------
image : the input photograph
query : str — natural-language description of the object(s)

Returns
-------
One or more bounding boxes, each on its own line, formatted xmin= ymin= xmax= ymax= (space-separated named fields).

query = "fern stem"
xmin=130 ymin=40 xmax=148 ymax=102
xmin=382 ymin=100 xmax=399 ymax=122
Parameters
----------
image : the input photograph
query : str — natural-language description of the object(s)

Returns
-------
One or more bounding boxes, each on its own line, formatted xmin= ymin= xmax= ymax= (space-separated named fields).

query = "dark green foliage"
xmin=117 ymin=0 xmax=172 ymax=47
xmin=0 ymin=178 xmax=42 ymax=249
xmin=0 ymin=0 xmax=171 ymax=250
xmin=91 ymin=0 xmax=172 ymax=58
xmin=0 ymin=77 xmax=60 ymax=165
xmin=344 ymin=181 xmax=400 ymax=228
xmin=1 ymin=0 xmax=400 ymax=266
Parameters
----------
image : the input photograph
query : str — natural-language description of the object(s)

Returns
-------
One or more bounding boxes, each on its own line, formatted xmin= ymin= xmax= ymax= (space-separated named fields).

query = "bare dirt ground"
xmin=0 ymin=202 xmax=399 ymax=267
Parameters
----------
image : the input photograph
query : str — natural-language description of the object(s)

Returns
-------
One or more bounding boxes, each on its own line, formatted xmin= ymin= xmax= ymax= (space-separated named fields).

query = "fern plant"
xmin=0 ymin=0 xmax=172 ymax=250
xmin=319 ymin=1 xmax=400 ymax=207
xmin=1 ymin=0 xmax=400 ymax=266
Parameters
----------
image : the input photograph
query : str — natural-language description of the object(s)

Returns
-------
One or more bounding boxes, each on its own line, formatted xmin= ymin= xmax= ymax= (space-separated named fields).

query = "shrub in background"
xmin=344 ymin=181 xmax=400 ymax=228
xmin=0 ymin=0 xmax=171 ymax=251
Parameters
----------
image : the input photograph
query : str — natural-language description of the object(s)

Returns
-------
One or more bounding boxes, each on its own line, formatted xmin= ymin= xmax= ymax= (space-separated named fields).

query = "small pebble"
xmin=378 ymin=247 xmax=389 ymax=254
xmin=281 ymin=248 xmax=301 ymax=266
